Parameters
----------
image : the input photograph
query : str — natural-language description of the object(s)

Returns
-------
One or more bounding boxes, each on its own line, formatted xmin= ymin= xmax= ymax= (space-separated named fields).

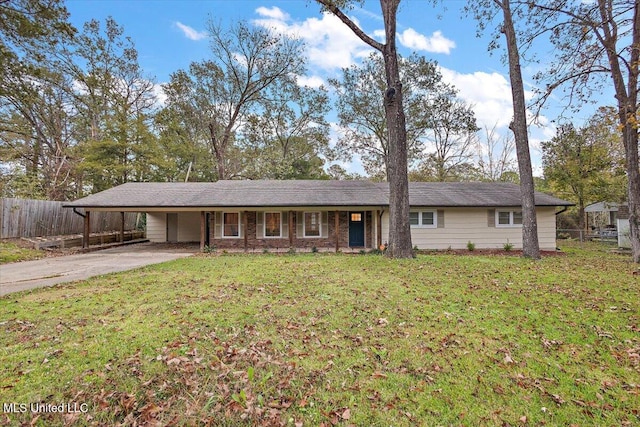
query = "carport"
xmin=63 ymin=183 xmax=214 ymax=252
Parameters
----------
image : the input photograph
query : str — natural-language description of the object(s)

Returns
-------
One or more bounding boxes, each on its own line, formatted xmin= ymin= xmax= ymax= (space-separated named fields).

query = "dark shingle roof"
xmin=63 ymin=180 xmax=572 ymax=209
xmin=407 ymin=182 xmax=569 ymax=207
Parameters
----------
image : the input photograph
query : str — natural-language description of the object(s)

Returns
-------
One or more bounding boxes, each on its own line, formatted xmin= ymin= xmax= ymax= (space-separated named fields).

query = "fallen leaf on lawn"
xmin=503 ymin=353 xmax=515 ymax=364
xmin=341 ymin=408 xmax=351 ymax=419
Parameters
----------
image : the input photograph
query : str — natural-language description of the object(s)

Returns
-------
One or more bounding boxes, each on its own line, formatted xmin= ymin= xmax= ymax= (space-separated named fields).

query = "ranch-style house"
xmin=64 ymin=180 xmax=572 ymax=252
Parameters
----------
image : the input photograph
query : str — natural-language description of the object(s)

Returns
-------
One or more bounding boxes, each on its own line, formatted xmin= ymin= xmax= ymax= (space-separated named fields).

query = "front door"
xmin=349 ymin=212 xmax=365 ymax=247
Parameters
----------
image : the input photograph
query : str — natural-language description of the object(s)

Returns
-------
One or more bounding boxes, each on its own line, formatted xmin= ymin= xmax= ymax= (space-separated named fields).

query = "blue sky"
xmin=63 ymin=0 xmax=605 ymax=175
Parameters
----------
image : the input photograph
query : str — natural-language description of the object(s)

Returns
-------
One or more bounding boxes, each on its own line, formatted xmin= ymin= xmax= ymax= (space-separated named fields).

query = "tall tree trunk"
xmin=625 ymin=136 xmax=640 ymax=262
xmin=600 ymin=0 xmax=640 ymax=263
xmin=381 ymin=0 xmax=413 ymax=258
xmin=598 ymin=0 xmax=640 ymax=263
xmin=627 ymin=0 xmax=640 ymax=263
xmin=316 ymin=0 xmax=413 ymax=258
xmin=499 ymin=0 xmax=541 ymax=259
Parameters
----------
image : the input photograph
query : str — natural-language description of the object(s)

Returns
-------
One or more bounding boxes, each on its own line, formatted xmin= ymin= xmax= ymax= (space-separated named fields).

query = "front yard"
xmin=1 ymin=242 xmax=638 ymax=426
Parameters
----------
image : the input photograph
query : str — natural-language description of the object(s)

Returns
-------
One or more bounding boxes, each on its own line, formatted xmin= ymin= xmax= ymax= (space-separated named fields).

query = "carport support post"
xmin=120 ymin=212 xmax=125 ymax=243
xmin=200 ymin=211 xmax=206 ymax=252
xmin=83 ymin=211 xmax=91 ymax=249
xmin=243 ymin=211 xmax=248 ymax=252
xmin=377 ymin=209 xmax=383 ymax=249
xmin=289 ymin=210 xmax=294 ymax=247
xmin=335 ymin=210 xmax=340 ymax=252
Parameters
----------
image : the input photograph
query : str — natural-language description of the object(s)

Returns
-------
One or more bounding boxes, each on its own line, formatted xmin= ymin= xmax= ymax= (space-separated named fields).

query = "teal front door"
xmin=349 ymin=212 xmax=365 ymax=247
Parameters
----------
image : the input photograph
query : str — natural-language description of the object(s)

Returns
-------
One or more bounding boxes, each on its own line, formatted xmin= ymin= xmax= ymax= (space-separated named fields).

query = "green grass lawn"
xmin=0 ymin=241 xmax=44 ymax=264
xmin=1 ymin=241 xmax=638 ymax=426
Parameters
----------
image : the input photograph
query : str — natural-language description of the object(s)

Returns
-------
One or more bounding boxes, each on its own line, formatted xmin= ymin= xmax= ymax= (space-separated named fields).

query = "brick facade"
xmin=209 ymin=210 xmax=374 ymax=251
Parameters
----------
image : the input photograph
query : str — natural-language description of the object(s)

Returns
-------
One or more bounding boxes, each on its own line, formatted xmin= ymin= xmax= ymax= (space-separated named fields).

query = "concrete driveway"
xmin=0 ymin=243 xmax=197 ymax=296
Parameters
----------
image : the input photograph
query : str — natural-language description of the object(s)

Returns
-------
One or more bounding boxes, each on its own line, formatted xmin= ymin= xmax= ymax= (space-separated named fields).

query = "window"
xmin=410 ymin=211 xmax=437 ymax=228
xmin=350 ymin=213 xmax=362 ymax=222
xmin=304 ymin=212 xmax=321 ymax=237
xmin=496 ymin=210 xmax=522 ymax=227
xmin=513 ymin=211 xmax=523 ymax=225
xmin=264 ymin=212 xmax=282 ymax=238
xmin=498 ymin=211 xmax=511 ymax=225
xmin=421 ymin=211 xmax=435 ymax=226
xmin=409 ymin=212 xmax=419 ymax=225
xmin=223 ymin=212 xmax=240 ymax=237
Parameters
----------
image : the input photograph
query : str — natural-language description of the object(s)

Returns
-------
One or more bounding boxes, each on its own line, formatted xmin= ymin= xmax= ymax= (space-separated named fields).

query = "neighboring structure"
xmin=63 ymin=180 xmax=572 ymax=252
xmin=584 ymin=201 xmax=622 ymax=229
xmin=584 ymin=201 xmax=631 ymax=248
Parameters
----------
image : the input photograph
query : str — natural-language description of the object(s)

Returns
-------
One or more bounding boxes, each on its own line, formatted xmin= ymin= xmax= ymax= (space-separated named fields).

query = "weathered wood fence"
xmin=0 ymin=198 xmax=137 ymax=238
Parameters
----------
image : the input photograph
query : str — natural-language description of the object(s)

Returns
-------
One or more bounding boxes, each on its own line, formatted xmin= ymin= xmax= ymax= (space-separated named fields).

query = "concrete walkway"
xmin=0 ymin=243 xmax=197 ymax=296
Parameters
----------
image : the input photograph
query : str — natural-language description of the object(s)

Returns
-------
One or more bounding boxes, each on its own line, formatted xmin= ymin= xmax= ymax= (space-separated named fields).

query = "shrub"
xmin=503 ymin=240 xmax=514 ymax=252
xmin=311 ymin=246 xmax=318 ymax=253
xmin=467 ymin=241 xmax=476 ymax=251
xmin=287 ymin=247 xmax=296 ymax=255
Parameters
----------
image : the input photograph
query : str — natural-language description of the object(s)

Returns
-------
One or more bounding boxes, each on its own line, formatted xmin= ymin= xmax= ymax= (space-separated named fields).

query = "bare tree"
xmin=475 ymin=124 xmax=517 ymax=182
xmin=329 ymin=52 xmax=469 ymax=180
xmin=204 ymin=21 xmax=305 ymax=180
xmin=420 ymin=97 xmax=478 ymax=181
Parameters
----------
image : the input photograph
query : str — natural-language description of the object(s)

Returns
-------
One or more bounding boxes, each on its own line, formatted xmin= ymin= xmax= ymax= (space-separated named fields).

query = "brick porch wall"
xmin=209 ymin=211 xmax=373 ymax=250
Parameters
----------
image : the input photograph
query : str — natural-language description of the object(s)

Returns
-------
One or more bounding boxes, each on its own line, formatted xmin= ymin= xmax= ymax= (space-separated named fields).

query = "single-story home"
xmin=63 ymin=180 xmax=572 ymax=252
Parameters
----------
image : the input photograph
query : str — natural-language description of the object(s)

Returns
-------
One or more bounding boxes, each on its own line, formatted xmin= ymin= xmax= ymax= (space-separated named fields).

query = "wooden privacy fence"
xmin=0 ymin=197 xmax=137 ymax=238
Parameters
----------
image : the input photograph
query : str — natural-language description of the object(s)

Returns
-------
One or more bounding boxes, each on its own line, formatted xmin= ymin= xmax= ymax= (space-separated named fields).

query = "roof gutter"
xmin=72 ymin=207 xmax=86 ymax=218
xmin=555 ymin=206 xmax=569 ymax=216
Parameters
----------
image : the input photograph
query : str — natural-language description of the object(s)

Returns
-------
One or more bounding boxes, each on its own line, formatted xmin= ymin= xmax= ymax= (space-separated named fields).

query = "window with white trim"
xmin=304 ymin=212 xmax=321 ymax=237
xmin=223 ymin=212 xmax=240 ymax=237
xmin=496 ymin=210 xmax=522 ymax=227
xmin=264 ymin=212 xmax=282 ymax=238
xmin=409 ymin=210 xmax=437 ymax=228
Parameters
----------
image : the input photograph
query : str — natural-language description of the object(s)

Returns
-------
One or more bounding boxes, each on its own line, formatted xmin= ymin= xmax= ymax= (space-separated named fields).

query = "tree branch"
xmin=315 ymin=0 xmax=385 ymax=52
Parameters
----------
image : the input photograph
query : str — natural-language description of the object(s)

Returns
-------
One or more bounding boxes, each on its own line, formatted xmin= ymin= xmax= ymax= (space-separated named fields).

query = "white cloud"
xmin=253 ymin=11 xmax=373 ymax=72
xmin=398 ymin=29 xmax=455 ymax=54
xmin=175 ymin=22 xmax=207 ymax=41
xmin=152 ymin=83 xmax=167 ymax=107
xmin=296 ymin=74 xmax=326 ymax=88
xmin=372 ymin=29 xmax=386 ymax=42
xmin=438 ymin=67 xmax=556 ymax=172
xmin=255 ymin=6 xmax=289 ymax=21
xmin=439 ymin=68 xmax=514 ymax=129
